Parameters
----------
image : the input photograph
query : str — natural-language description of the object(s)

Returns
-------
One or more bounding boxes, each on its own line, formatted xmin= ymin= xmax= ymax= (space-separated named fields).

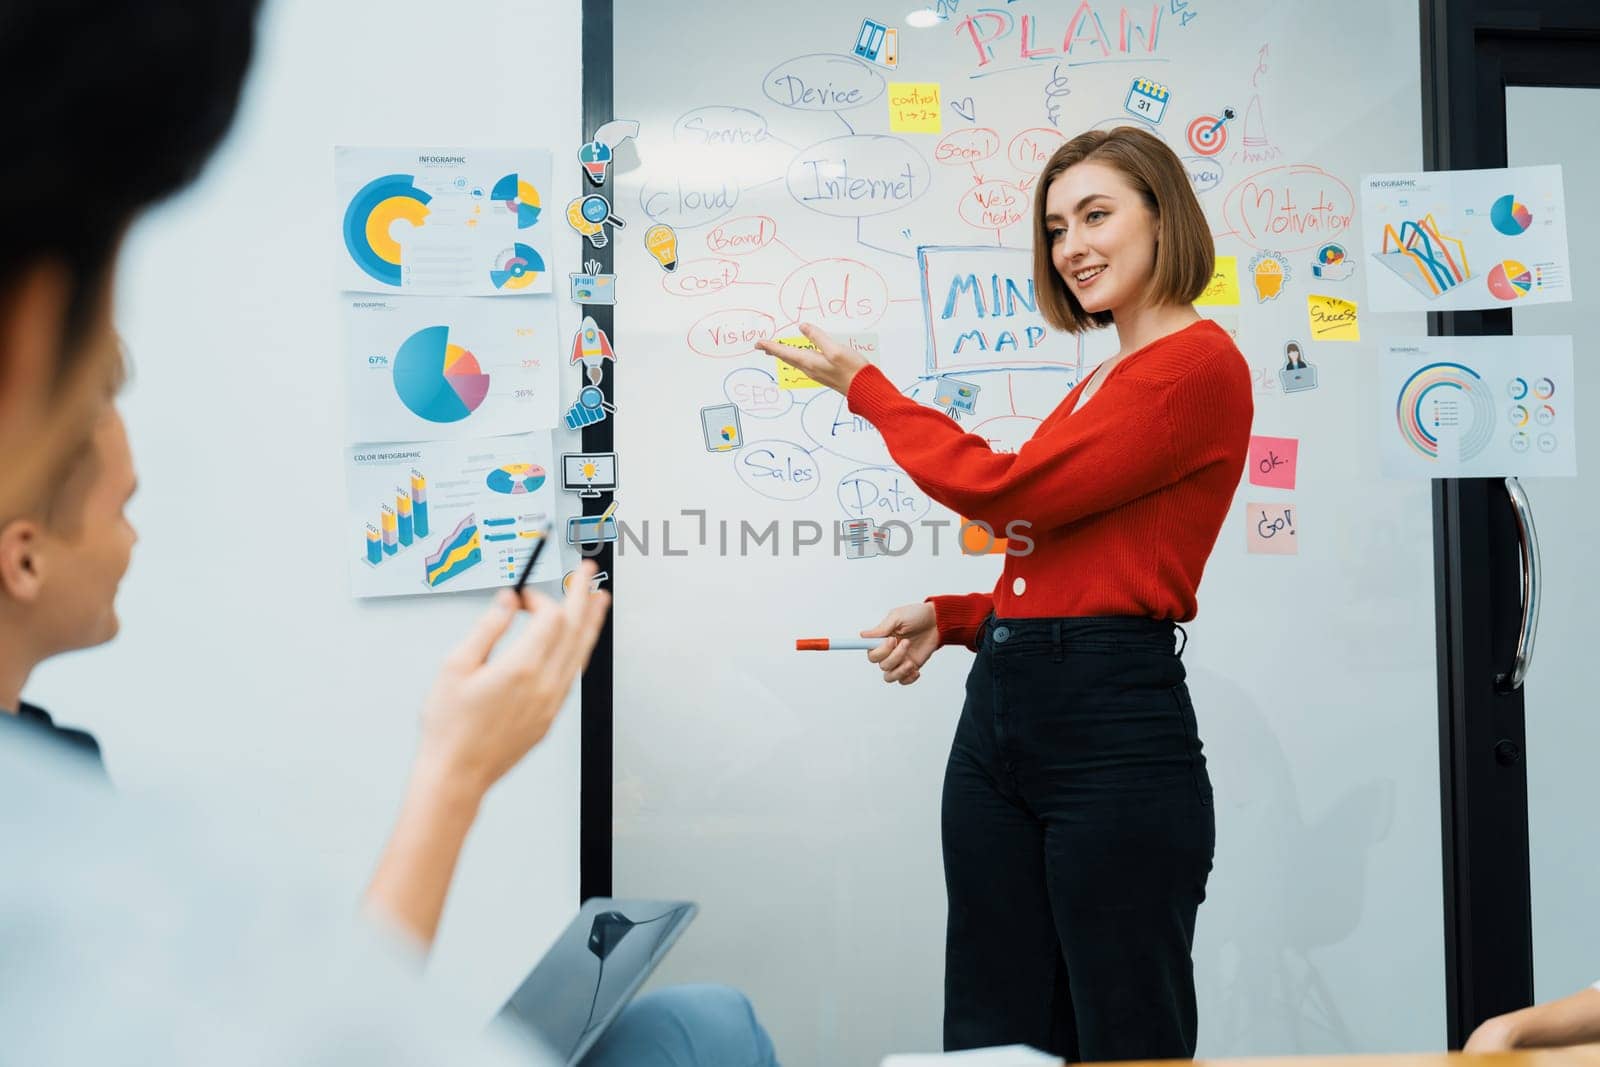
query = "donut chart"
xmin=485 ymin=463 xmax=547 ymax=494
xmin=343 ymin=174 xmax=432 ymax=287
xmin=1395 ymin=361 xmax=1495 ymax=461
xmin=1487 ymin=259 xmax=1533 ymax=301
xmin=491 ymin=242 xmax=546 ymax=290
xmin=393 ymin=325 xmax=491 ymax=424
xmin=1490 ymin=194 xmax=1533 ymax=236
xmin=491 ymin=173 xmax=544 ymax=229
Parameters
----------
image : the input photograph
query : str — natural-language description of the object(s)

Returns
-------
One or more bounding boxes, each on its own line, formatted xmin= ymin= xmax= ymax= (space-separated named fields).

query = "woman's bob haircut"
xmin=1032 ymin=125 xmax=1214 ymax=334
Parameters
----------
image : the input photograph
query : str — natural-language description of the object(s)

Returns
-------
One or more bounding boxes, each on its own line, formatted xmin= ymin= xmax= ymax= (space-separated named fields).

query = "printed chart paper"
xmin=335 ymin=146 xmax=554 ymax=296
xmin=1380 ymin=335 xmax=1576 ymax=479
xmin=1360 ymin=165 xmax=1571 ymax=313
xmin=346 ymin=433 xmax=561 ymax=599
xmin=343 ymin=296 xmax=559 ymax=443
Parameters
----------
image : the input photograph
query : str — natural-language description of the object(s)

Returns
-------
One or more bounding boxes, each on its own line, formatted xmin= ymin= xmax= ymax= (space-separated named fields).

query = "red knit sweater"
xmin=845 ymin=319 xmax=1253 ymax=649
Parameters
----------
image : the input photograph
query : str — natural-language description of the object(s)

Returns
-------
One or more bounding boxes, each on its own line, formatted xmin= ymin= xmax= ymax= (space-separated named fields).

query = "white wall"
xmin=29 ymin=0 xmax=586 ymax=1020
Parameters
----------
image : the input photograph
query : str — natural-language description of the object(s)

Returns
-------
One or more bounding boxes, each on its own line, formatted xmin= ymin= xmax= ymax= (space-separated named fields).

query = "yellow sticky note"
xmin=889 ymin=83 xmax=942 ymax=133
xmin=773 ymin=335 xmax=822 ymax=390
xmin=1307 ymin=294 xmax=1360 ymax=342
xmin=1195 ymin=255 xmax=1239 ymax=306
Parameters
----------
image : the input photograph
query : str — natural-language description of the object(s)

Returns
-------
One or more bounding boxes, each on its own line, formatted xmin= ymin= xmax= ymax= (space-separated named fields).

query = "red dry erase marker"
xmin=795 ymin=638 xmax=878 ymax=651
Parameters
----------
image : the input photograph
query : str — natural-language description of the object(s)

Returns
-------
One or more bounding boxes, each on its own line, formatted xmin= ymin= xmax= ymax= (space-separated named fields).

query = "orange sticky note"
xmin=1247 ymin=502 xmax=1298 ymax=555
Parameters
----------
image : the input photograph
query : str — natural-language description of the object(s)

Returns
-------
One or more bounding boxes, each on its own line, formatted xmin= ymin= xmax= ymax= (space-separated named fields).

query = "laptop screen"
xmin=497 ymin=898 xmax=698 ymax=1065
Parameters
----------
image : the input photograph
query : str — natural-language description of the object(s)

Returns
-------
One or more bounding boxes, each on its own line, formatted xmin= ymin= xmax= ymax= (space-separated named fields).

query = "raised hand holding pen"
xmin=364 ymin=558 xmax=611 ymax=947
xmin=755 ymin=323 xmax=870 ymax=395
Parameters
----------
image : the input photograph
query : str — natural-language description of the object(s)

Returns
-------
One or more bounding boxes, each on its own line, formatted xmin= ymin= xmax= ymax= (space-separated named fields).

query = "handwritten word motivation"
xmin=787 ymin=135 xmax=930 ymax=218
xmin=956 ymin=3 xmax=1164 ymax=71
xmin=1221 ymin=164 xmax=1356 ymax=253
xmin=764 ymin=53 xmax=884 ymax=111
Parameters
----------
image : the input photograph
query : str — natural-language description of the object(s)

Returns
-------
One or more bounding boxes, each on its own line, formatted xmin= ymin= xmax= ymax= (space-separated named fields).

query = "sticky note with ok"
xmin=773 ymin=335 xmax=822 ymax=390
xmin=1247 ymin=435 xmax=1299 ymax=489
xmin=1195 ymin=255 xmax=1240 ymax=306
xmin=889 ymin=83 xmax=942 ymax=133
xmin=1307 ymin=293 xmax=1360 ymax=341
xmin=1247 ymin=502 xmax=1298 ymax=555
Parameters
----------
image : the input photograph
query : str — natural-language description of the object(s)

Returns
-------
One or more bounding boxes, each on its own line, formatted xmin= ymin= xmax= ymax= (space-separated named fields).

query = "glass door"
xmin=1504 ymin=82 xmax=1600 ymax=1004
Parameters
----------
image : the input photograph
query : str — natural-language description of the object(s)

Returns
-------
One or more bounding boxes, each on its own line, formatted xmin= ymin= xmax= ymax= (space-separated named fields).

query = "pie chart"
xmin=1487 ymin=259 xmax=1534 ymax=301
xmin=393 ymin=325 xmax=490 ymax=423
xmin=491 ymin=173 xmax=543 ymax=229
xmin=486 ymin=463 xmax=547 ymax=494
xmin=1490 ymin=194 xmax=1533 ymax=236
xmin=490 ymin=242 xmax=545 ymax=290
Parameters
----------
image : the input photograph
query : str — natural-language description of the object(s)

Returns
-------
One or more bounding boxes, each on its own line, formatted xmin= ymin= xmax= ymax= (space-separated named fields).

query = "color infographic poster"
xmin=335 ymin=146 xmax=554 ymax=295
xmin=342 ymin=297 xmax=559 ymax=443
xmin=1360 ymin=165 xmax=1571 ymax=313
xmin=346 ymin=433 xmax=561 ymax=598
xmin=1380 ymin=335 xmax=1576 ymax=479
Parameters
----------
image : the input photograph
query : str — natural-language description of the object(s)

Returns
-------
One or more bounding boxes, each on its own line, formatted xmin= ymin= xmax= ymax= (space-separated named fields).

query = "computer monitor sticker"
xmin=561 ymin=452 xmax=618 ymax=498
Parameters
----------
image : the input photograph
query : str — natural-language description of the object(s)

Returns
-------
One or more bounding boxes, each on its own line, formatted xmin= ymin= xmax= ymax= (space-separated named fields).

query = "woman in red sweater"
xmin=759 ymin=126 xmax=1251 ymax=1061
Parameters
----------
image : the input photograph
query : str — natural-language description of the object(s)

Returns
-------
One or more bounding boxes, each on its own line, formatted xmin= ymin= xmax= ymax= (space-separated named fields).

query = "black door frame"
xmin=579 ymin=0 xmax=616 ymax=905
xmin=1422 ymin=0 xmax=1600 ymax=1048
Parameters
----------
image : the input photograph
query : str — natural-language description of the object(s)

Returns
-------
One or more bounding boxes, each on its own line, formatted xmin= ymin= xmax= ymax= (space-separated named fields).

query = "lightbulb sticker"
xmin=566 ymin=194 xmax=626 ymax=248
xmin=578 ymin=140 xmax=613 ymax=186
xmin=644 ymin=224 xmax=679 ymax=273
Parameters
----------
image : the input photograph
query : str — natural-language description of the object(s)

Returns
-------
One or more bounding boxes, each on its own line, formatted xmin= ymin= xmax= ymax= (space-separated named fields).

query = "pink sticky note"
xmin=1247 ymin=435 xmax=1299 ymax=489
xmin=1247 ymin=502 xmax=1299 ymax=555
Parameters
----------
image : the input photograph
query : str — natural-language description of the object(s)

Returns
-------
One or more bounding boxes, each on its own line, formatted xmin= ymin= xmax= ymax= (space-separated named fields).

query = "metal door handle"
xmin=1499 ymin=476 xmax=1541 ymax=691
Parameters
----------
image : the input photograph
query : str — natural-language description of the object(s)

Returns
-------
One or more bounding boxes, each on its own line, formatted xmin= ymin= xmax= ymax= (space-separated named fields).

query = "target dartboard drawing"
xmin=1186 ymin=109 xmax=1234 ymax=156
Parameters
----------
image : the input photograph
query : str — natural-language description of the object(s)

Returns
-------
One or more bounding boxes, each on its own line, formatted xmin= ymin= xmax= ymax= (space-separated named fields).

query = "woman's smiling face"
xmin=1043 ymin=160 xmax=1161 ymax=318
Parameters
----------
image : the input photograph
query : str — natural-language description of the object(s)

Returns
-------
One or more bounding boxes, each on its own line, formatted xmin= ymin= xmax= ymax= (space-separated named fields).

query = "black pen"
xmin=510 ymin=522 xmax=554 ymax=603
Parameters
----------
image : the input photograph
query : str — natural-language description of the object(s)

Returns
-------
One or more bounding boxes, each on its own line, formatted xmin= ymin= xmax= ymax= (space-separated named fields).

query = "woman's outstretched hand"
xmin=755 ymin=323 xmax=870 ymax=395
xmin=863 ymin=602 xmax=941 ymax=686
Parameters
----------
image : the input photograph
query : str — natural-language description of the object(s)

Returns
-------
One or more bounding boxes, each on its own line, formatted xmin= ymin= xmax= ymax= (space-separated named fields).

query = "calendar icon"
xmin=1124 ymin=78 xmax=1170 ymax=123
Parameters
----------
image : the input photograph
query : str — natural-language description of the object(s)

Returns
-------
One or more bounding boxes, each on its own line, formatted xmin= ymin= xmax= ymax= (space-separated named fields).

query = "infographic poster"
xmin=1380 ymin=335 xmax=1576 ymax=479
xmin=1360 ymin=165 xmax=1571 ymax=313
xmin=346 ymin=432 xmax=560 ymax=599
xmin=342 ymin=297 xmax=559 ymax=443
xmin=335 ymin=146 xmax=554 ymax=296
